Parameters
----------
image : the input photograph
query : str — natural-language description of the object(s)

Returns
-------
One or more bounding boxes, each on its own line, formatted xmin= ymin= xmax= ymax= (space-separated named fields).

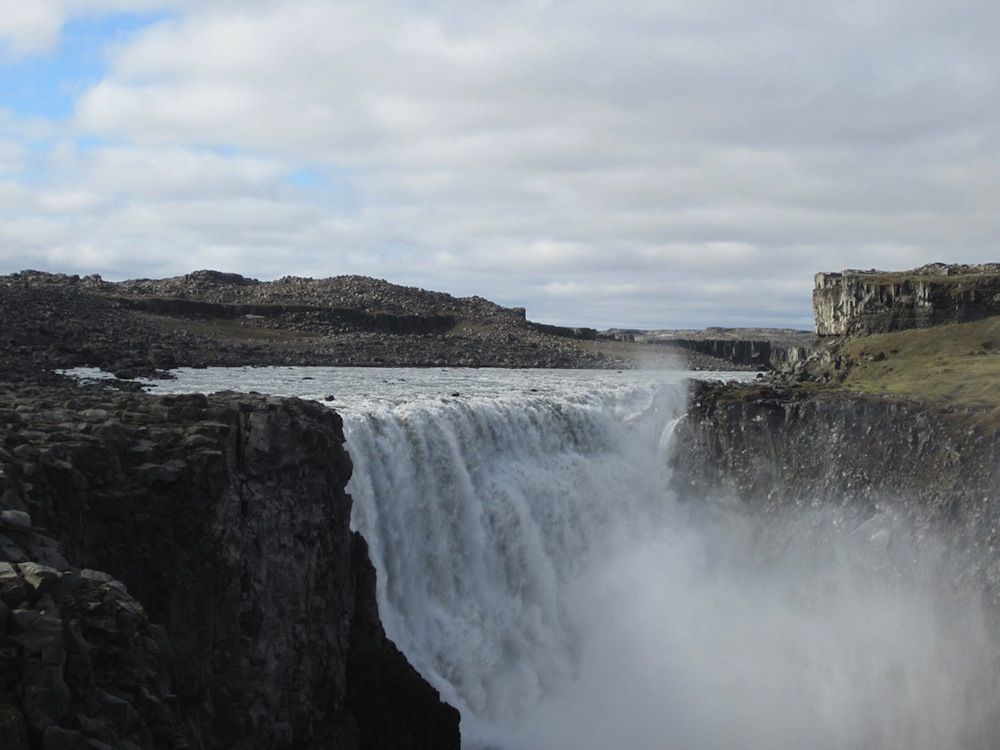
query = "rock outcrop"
xmin=0 ymin=387 xmax=460 ymax=749
xmin=814 ymin=263 xmax=1000 ymax=336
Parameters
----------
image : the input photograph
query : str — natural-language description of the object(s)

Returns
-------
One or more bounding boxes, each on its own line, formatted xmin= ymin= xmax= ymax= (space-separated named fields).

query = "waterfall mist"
xmin=345 ymin=376 xmax=1000 ymax=749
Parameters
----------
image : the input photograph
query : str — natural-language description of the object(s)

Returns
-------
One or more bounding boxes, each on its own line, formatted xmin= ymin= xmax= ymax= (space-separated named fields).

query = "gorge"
xmin=138 ymin=365 xmax=1000 ymax=750
xmin=2 ymin=265 xmax=999 ymax=748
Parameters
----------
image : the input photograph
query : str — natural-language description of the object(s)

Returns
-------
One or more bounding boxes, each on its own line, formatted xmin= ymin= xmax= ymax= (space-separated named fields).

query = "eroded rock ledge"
xmin=0 ymin=388 xmax=459 ymax=749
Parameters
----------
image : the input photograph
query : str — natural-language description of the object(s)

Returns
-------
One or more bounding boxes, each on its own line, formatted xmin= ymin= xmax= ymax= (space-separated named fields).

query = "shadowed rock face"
xmin=814 ymin=264 xmax=1000 ymax=336
xmin=672 ymin=382 xmax=1000 ymax=613
xmin=0 ymin=388 xmax=460 ymax=749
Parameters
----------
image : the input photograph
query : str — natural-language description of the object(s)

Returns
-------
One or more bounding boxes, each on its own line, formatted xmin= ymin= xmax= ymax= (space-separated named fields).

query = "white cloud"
xmin=0 ymin=0 xmax=68 ymax=58
xmin=0 ymin=0 xmax=174 ymax=58
xmin=2 ymin=0 xmax=1000 ymax=327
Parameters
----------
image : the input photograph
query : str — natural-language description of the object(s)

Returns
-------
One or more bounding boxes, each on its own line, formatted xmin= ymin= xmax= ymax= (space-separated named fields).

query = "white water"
xmin=93 ymin=366 xmax=999 ymax=749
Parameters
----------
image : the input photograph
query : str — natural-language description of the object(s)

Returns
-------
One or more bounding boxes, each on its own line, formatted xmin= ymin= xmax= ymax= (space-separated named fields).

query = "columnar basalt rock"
xmin=813 ymin=263 xmax=1000 ymax=336
xmin=0 ymin=388 xmax=460 ymax=749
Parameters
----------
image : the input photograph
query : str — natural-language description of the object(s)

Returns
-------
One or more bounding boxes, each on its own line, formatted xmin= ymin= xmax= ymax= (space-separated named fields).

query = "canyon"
xmin=1 ymin=263 xmax=998 ymax=748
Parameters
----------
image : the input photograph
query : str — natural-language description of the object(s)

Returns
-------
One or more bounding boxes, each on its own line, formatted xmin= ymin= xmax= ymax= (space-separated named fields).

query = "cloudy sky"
xmin=1 ymin=0 xmax=998 ymax=329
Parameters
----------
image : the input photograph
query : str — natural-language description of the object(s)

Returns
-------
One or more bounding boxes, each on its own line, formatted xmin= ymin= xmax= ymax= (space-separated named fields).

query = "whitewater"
xmin=117 ymin=365 xmax=999 ymax=750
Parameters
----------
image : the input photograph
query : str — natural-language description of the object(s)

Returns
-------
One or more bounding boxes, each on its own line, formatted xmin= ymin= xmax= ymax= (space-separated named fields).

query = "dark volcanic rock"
xmin=0 ymin=492 xmax=183 ymax=749
xmin=673 ymin=381 xmax=1000 ymax=611
xmin=0 ymin=387 xmax=460 ymax=749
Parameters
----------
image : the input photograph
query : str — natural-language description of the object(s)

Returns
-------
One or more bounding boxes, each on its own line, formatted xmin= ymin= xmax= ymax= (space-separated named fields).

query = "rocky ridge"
xmin=0 ymin=270 xmax=758 ymax=382
xmin=0 ymin=387 xmax=460 ymax=749
xmin=112 ymin=271 xmax=522 ymax=323
xmin=0 ymin=271 xmax=637 ymax=379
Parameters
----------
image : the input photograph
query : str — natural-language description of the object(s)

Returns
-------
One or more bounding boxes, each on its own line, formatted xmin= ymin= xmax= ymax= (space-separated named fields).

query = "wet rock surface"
xmin=0 ymin=387 xmax=460 ymax=749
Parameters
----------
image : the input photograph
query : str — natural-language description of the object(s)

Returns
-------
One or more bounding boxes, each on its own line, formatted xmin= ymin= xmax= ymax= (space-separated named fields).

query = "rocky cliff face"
xmin=672 ymin=382 xmax=1000 ymax=609
xmin=0 ymin=387 xmax=460 ymax=749
xmin=615 ymin=328 xmax=818 ymax=370
xmin=814 ymin=263 xmax=1000 ymax=336
xmin=651 ymin=338 xmax=814 ymax=370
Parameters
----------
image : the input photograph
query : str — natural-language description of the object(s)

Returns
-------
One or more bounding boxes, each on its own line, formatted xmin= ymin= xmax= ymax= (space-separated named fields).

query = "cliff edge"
xmin=814 ymin=263 xmax=1000 ymax=336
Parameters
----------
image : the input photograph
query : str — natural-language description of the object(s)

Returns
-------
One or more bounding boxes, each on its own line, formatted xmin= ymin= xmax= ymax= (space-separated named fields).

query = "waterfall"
xmin=346 ymin=382 xmax=687 ymax=720
xmin=129 ymin=364 xmax=999 ymax=750
xmin=346 ymin=379 xmax=1000 ymax=750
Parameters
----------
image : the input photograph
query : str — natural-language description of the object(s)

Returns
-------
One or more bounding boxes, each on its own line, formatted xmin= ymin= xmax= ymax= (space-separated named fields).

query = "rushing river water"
xmin=73 ymin=366 xmax=1000 ymax=749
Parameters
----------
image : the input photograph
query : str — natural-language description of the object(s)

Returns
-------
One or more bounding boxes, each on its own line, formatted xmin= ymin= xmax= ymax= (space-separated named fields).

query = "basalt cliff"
xmin=813 ymin=263 xmax=1000 ymax=336
xmin=0 ymin=387 xmax=459 ymax=749
xmin=672 ymin=383 xmax=1000 ymax=607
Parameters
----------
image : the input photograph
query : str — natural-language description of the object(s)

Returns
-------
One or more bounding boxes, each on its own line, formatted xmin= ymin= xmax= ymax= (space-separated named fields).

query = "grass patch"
xmin=837 ymin=316 xmax=1000 ymax=407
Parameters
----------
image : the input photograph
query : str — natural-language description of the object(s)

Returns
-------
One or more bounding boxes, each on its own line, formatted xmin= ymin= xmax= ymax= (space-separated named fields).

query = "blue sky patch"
xmin=0 ymin=12 xmax=169 ymax=120
xmin=288 ymin=169 xmax=325 ymax=189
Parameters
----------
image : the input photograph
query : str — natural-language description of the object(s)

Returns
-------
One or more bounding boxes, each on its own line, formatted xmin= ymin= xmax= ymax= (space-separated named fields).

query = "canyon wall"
xmin=671 ymin=382 xmax=1000 ymax=610
xmin=0 ymin=388 xmax=460 ymax=749
xmin=814 ymin=263 xmax=1000 ymax=336
xmin=650 ymin=338 xmax=813 ymax=370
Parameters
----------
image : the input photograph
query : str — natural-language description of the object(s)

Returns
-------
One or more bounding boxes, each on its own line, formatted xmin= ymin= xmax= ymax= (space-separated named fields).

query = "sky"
xmin=1 ymin=0 xmax=998 ymax=330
